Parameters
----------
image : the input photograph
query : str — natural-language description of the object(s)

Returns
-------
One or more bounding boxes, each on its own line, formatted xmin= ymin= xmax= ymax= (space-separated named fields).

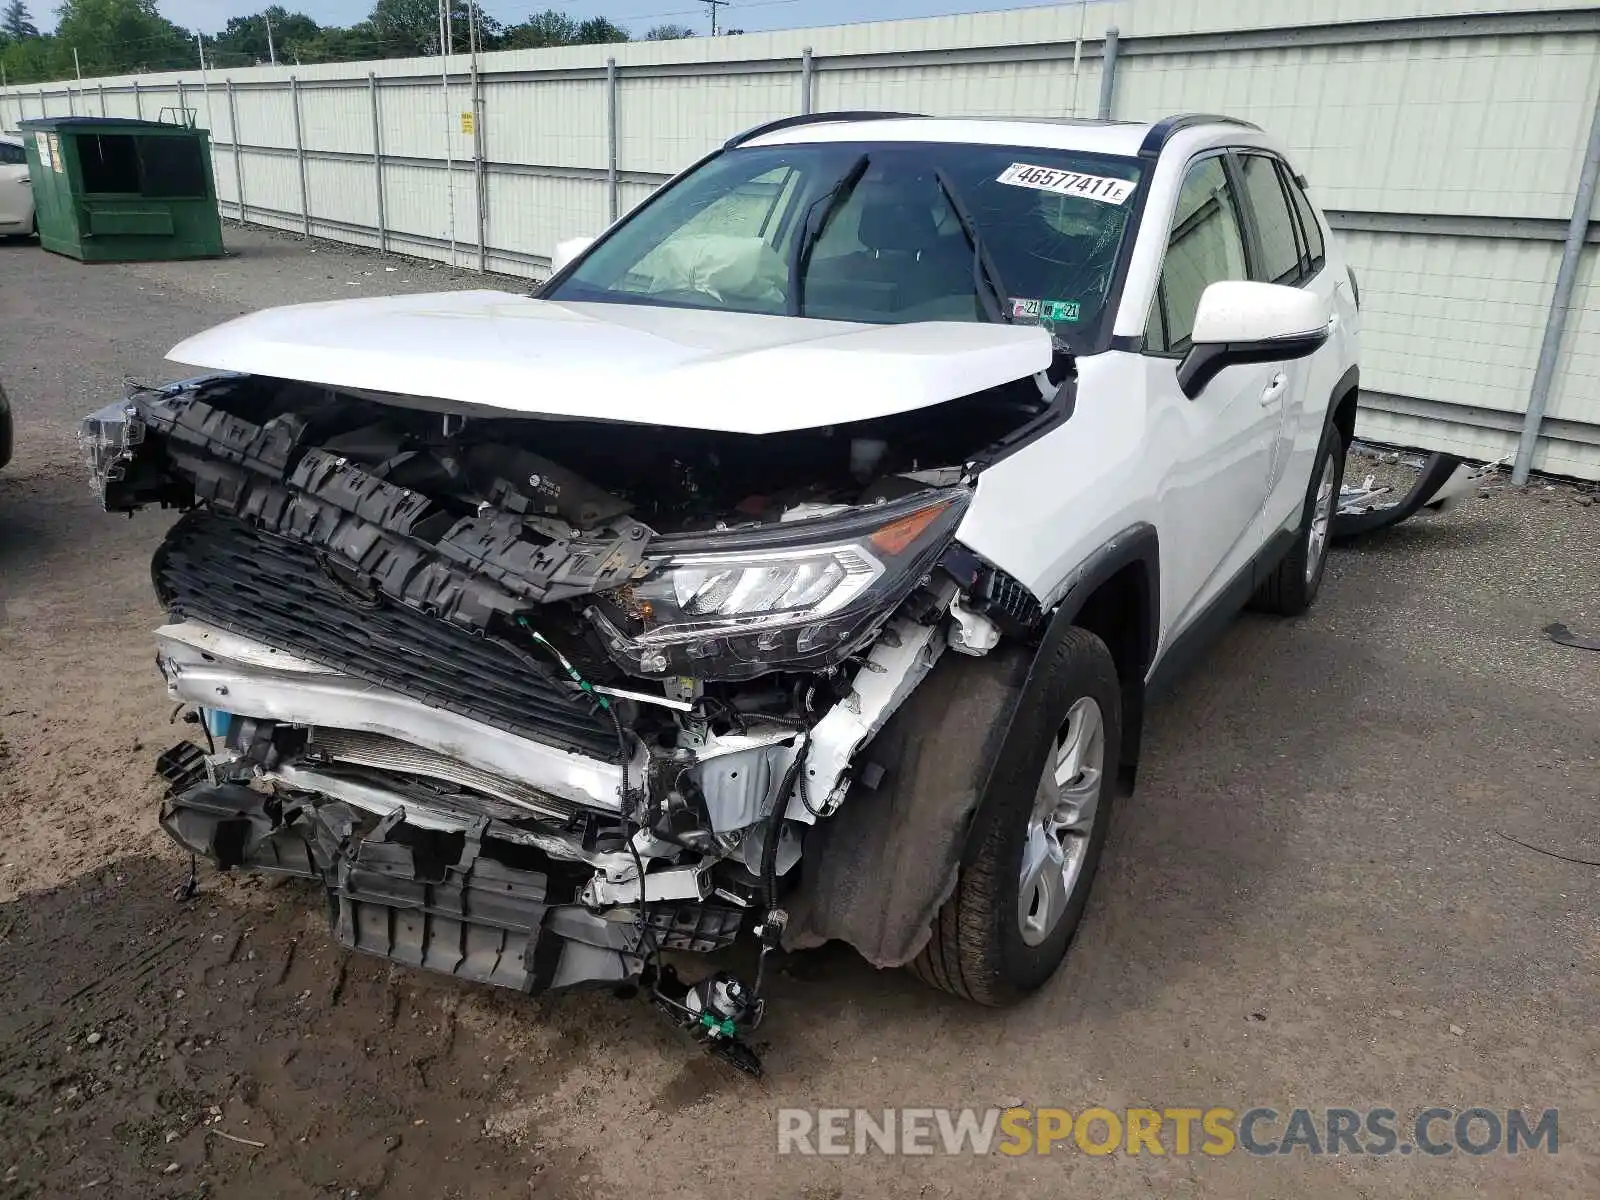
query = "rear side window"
xmin=1280 ymin=164 xmax=1326 ymax=278
xmin=1237 ymin=153 xmax=1302 ymax=286
xmin=1144 ymin=155 xmax=1248 ymax=353
xmin=0 ymin=142 xmax=24 ymax=165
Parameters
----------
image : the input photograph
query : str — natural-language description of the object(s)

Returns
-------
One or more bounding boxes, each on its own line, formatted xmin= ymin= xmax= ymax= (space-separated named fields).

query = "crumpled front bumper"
xmin=155 ymin=621 xmax=638 ymax=815
xmin=159 ymin=759 xmax=743 ymax=994
xmin=151 ymin=594 xmax=953 ymax=993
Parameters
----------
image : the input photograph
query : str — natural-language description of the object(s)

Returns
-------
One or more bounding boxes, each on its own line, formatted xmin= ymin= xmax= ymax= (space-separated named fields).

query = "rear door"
xmin=1144 ymin=153 xmax=1283 ymax=634
xmin=0 ymin=140 xmax=32 ymax=231
xmin=1232 ymin=151 xmax=1341 ymax=533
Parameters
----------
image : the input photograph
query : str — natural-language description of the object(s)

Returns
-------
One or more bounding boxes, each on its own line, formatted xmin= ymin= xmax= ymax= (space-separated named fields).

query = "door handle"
xmin=1260 ymin=372 xmax=1288 ymax=406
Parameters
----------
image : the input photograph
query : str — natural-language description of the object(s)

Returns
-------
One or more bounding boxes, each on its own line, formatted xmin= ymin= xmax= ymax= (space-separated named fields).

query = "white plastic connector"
xmin=948 ymin=595 xmax=1001 ymax=656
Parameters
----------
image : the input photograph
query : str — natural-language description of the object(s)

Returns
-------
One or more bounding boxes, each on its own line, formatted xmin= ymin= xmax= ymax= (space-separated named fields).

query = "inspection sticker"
xmin=36 ymin=135 xmax=52 ymax=171
xmin=996 ymin=163 xmax=1136 ymax=205
xmin=1011 ymin=298 xmax=1082 ymax=323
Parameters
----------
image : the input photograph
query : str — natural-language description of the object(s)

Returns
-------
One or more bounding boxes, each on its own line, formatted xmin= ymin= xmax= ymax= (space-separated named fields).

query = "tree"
xmin=212 ymin=7 xmax=321 ymax=66
xmin=454 ymin=2 xmax=500 ymax=52
xmin=56 ymin=0 xmax=193 ymax=75
xmin=368 ymin=0 xmax=437 ymax=56
xmin=575 ymin=17 xmax=629 ymax=44
xmin=501 ymin=9 xmax=577 ymax=49
xmin=1 ymin=1 xmax=38 ymax=41
xmin=290 ymin=21 xmax=384 ymax=64
xmin=0 ymin=0 xmax=638 ymax=79
xmin=368 ymin=0 xmax=498 ymax=57
xmin=644 ymin=23 xmax=695 ymax=40
xmin=499 ymin=10 xmax=628 ymax=50
xmin=0 ymin=31 xmax=67 ymax=83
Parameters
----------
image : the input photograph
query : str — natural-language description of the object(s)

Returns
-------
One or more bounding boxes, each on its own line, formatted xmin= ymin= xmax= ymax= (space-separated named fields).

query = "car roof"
xmin=737 ymin=113 xmax=1263 ymax=160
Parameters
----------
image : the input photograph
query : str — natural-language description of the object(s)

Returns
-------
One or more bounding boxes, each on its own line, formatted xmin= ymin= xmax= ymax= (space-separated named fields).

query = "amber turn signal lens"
xmin=869 ymin=501 xmax=952 ymax=556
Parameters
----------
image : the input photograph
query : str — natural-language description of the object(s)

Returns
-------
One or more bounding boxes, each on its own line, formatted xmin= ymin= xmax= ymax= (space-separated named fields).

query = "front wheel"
xmin=910 ymin=627 xmax=1121 ymax=1006
xmin=1252 ymin=426 xmax=1346 ymax=616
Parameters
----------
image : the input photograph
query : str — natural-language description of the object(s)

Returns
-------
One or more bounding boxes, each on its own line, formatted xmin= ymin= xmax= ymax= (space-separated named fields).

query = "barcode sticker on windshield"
xmin=996 ymin=163 xmax=1136 ymax=205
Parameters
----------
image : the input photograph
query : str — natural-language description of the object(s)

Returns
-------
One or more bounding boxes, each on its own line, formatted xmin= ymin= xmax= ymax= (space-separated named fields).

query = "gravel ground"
xmin=1 ymin=225 xmax=1597 ymax=1199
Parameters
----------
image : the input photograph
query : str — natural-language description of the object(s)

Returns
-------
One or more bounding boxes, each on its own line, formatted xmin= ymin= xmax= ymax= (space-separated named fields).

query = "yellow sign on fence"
xmin=460 ymin=111 xmax=475 ymax=135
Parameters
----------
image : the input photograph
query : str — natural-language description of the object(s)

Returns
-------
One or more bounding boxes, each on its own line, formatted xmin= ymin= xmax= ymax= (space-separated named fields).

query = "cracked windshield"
xmin=548 ymin=141 xmax=1143 ymax=342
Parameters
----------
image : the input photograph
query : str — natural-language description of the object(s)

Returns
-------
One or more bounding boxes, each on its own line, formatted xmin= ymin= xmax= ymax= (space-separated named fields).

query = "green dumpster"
xmin=19 ymin=115 xmax=223 ymax=263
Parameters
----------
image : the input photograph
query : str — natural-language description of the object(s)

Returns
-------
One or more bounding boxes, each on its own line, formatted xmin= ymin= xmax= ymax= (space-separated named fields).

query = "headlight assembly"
xmin=591 ymin=490 xmax=968 ymax=680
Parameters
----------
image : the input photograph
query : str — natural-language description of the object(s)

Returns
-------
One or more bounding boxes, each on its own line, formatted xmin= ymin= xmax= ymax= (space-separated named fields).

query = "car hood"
xmin=166 ymin=291 xmax=1052 ymax=434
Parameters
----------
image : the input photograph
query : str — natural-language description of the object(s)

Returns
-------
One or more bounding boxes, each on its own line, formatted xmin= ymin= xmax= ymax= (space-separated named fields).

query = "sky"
xmin=149 ymin=0 xmax=1077 ymax=38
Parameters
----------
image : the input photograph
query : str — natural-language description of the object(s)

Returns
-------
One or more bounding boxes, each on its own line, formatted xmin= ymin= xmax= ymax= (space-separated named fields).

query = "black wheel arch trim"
xmin=1036 ymin=522 xmax=1161 ymax=667
xmin=1034 ymin=521 xmax=1159 ymax=787
xmin=1329 ymin=362 xmax=1360 ymax=440
xmin=954 ymin=522 xmax=1160 ymax=872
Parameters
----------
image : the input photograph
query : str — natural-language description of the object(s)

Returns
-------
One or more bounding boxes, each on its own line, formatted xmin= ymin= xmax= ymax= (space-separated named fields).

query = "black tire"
xmin=1251 ymin=423 xmax=1347 ymax=616
xmin=910 ymin=627 xmax=1121 ymax=1006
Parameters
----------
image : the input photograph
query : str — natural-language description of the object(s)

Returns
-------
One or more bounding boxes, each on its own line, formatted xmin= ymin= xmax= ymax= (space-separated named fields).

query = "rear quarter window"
xmin=1237 ymin=153 xmax=1302 ymax=286
xmin=1280 ymin=164 xmax=1326 ymax=278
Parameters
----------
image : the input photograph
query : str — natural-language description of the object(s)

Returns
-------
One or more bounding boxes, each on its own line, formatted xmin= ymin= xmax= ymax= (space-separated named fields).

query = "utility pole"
xmin=704 ymin=0 xmax=728 ymax=36
xmin=73 ymin=47 xmax=82 ymax=79
xmin=265 ymin=12 xmax=277 ymax=66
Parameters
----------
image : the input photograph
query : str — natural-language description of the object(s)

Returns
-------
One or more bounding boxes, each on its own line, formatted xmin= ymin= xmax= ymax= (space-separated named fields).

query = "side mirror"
xmin=549 ymin=235 xmax=595 ymax=277
xmin=1176 ymin=280 xmax=1330 ymax=399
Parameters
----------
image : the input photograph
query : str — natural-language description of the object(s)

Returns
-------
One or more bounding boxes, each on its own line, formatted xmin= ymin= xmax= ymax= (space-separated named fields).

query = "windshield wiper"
xmin=932 ymin=168 xmax=1012 ymax=325
xmin=787 ymin=152 xmax=870 ymax=317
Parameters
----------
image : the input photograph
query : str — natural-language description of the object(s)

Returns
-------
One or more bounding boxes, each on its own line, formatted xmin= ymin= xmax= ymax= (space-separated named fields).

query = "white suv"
xmin=85 ymin=112 xmax=1358 ymax=1067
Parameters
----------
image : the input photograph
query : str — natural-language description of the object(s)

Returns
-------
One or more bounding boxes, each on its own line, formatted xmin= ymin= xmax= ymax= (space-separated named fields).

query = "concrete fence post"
xmin=369 ymin=72 xmax=387 ymax=254
xmin=290 ymin=76 xmax=310 ymax=238
xmin=1512 ymin=78 xmax=1600 ymax=483
xmin=606 ymin=57 xmax=619 ymax=224
xmin=132 ymin=79 xmax=142 ymax=120
xmin=801 ymin=46 xmax=814 ymax=115
xmin=1098 ymin=27 xmax=1120 ymax=119
xmin=471 ymin=58 xmax=486 ymax=272
xmin=226 ymin=79 xmax=246 ymax=223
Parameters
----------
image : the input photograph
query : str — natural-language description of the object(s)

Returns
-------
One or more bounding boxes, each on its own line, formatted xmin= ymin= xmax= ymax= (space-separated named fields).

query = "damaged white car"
xmin=84 ymin=113 xmax=1359 ymax=1072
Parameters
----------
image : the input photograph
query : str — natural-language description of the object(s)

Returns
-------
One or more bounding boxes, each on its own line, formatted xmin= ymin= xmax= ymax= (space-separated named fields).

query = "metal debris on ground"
xmin=1335 ymin=446 xmax=1499 ymax=539
xmin=1544 ymin=622 xmax=1600 ymax=652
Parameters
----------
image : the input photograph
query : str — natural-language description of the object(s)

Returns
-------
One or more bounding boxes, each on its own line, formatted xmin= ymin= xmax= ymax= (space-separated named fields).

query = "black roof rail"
xmin=1138 ymin=113 xmax=1262 ymax=159
xmin=724 ymin=111 xmax=923 ymax=150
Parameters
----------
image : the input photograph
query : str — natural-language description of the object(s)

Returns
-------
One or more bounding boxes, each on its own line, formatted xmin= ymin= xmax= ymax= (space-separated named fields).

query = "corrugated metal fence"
xmin=4 ymin=0 xmax=1599 ymax=480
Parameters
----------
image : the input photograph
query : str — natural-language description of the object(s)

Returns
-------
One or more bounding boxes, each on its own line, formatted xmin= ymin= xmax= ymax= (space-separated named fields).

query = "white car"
xmin=83 ymin=112 xmax=1358 ymax=1070
xmin=0 ymin=135 xmax=35 ymax=237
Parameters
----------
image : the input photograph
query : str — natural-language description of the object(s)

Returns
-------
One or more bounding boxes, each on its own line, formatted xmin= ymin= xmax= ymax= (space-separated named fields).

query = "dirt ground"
xmin=1 ymin=225 xmax=1597 ymax=1199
